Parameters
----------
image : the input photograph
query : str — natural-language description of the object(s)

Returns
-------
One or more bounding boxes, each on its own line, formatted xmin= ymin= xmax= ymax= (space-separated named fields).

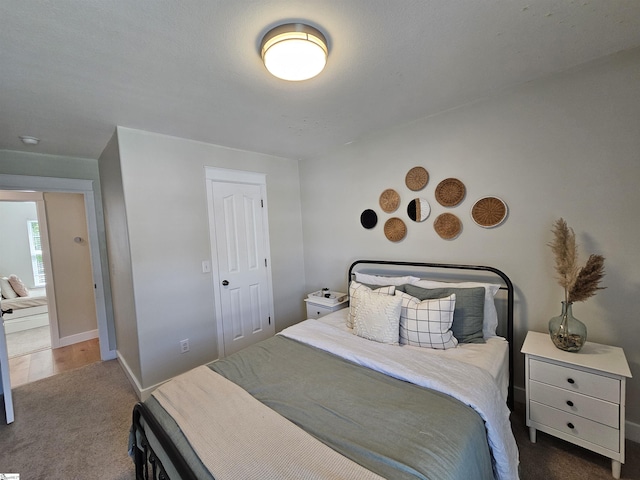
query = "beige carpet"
xmin=511 ymin=402 xmax=640 ymax=479
xmin=6 ymin=325 xmax=51 ymax=358
xmin=0 ymin=360 xmax=137 ymax=479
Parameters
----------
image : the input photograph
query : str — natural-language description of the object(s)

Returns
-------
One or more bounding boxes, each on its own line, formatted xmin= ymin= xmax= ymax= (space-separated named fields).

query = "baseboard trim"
xmin=116 ymin=352 xmax=143 ymax=400
xmin=58 ymin=329 xmax=98 ymax=347
xmin=514 ymin=385 xmax=640 ymax=442
xmin=116 ymin=351 xmax=168 ymax=402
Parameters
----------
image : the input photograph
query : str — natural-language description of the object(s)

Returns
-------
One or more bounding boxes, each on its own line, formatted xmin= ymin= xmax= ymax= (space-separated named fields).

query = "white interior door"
xmin=0 ymin=304 xmax=14 ymax=424
xmin=208 ymin=176 xmax=275 ymax=357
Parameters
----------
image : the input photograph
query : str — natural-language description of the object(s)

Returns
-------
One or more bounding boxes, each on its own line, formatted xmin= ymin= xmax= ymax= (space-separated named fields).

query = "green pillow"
xmin=398 ymin=284 xmax=486 ymax=344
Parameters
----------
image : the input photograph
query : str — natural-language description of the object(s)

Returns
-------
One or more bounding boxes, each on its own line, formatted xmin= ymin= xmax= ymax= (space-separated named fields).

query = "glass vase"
xmin=548 ymin=301 xmax=587 ymax=352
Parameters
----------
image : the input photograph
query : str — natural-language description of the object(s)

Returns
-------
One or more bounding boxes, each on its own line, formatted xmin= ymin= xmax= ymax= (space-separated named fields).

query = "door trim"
xmin=204 ymin=167 xmax=275 ymax=358
xmin=0 ymin=174 xmax=114 ymax=361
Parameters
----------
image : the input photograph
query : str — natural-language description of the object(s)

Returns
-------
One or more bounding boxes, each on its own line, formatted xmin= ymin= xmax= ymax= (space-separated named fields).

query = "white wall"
xmin=98 ymin=132 xmax=141 ymax=383
xmin=299 ymin=49 xmax=640 ymax=428
xmin=0 ymin=201 xmax=38 ymax=287
xmin=102 ymin=127 xmax=306 ymax=391
xmin=44 ymin=192 xmax=98 ymax=338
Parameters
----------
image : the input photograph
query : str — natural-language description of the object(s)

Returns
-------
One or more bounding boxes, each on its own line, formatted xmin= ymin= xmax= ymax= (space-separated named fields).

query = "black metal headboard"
xmin=348 ymin=260 xmax=514 ymax=409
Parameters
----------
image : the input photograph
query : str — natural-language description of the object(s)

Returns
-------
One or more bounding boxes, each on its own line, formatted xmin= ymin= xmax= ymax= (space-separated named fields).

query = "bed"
xmin=0 ymin=287 xmax=48 ymax=334
xmin=131 ymin=260 xmax=519 ymax=479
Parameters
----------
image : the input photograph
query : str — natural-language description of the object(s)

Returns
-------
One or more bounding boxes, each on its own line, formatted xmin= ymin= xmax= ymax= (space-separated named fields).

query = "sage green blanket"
xmin=145 ymin=335 xmax=494 ymax=479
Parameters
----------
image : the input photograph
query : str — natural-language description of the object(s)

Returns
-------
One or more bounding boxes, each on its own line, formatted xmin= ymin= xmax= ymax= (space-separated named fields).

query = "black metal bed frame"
xmin=132 ymin=260 xmax=515 ymax=479
xmin=132 ymin=402 xmax=199 ymax=480
xmin=348 ymin=259 xmax=515 ymax=410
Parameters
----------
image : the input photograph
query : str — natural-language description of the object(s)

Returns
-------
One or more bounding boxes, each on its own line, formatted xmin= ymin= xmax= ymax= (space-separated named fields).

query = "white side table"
xmin=304 ymin=291 xmax=348 ymax=319
xmin=521 ymin=331 xmax=632 ymax=479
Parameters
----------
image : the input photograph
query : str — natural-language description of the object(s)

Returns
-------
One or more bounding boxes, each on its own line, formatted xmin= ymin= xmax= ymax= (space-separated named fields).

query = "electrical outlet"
xmin=180 ymin=339 xmax=190 ymax=353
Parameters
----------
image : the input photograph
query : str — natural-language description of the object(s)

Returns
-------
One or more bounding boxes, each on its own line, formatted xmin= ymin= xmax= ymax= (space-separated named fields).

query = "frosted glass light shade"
xmin=261 ymin=23 xmax=328 ymax=81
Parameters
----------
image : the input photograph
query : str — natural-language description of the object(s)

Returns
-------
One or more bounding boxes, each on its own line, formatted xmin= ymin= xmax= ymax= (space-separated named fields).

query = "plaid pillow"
xmin=398 ymin=292 xmax=458 ymax=349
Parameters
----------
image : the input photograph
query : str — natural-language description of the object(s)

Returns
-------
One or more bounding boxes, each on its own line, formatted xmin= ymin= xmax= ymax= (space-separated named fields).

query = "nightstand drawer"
xmin=530 ymin=401 xmax=619 ymax=452
xmin=529 ymin=380 xmax=619 ymax=428
xmin=530 ymin=358 xmax=620 ymax=403
xmin=305 ymin=301 xmax=348 ymax=319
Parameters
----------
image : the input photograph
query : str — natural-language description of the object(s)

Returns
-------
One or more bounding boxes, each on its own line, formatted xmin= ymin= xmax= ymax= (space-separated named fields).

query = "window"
xmin=27 ymin=220 xmax=46 ymax=287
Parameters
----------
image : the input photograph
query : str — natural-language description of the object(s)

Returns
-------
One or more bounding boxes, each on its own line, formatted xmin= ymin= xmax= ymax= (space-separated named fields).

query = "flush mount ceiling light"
xmin=19 ymin=135 xmax=40 ymax=145
xmin=260 ymin=23 xmax=328 ymax=81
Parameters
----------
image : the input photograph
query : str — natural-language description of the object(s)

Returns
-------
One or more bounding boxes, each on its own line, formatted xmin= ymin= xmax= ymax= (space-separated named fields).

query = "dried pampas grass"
xmin=569 ymin=254 xmax=606 ymax=303
xmin=548 ymin=218 xmax=605 ymax=303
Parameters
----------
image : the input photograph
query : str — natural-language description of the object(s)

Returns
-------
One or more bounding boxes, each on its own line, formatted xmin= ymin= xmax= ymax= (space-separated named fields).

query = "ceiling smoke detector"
xmin=19 ymin=136 xmax=40 ymax=145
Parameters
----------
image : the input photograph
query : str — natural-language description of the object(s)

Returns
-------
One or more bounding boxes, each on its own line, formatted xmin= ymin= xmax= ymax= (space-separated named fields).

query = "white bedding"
xmin=1 ymin=287 xmax=47 ymax=311
xmin=1 ymin=294 xmax=47 ymax=311
xmin=280 ymin=316 xmax=519 ymax=480
xmin=319 ymin=309 xmax=510 ymax=402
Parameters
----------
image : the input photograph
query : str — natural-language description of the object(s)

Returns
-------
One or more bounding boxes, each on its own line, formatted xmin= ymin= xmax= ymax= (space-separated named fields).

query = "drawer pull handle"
xmin=567 ymin=422 xmax=575 ymax=429
xmin=566 ymin=400 xmax=574 ymax=407
xmin=567 ymin=378 xmax=575 ymax=384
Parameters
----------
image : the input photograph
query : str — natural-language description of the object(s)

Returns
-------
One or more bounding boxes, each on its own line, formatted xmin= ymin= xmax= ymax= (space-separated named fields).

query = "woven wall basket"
xmin=360 ymin=209 xmax=378 ymax=229
xmin=434 ymin=213 xmax=462 ymax=240
xmin=384 ymin=217 xmax=407 ymax=242
xmin=407 ymin=198 xmax=430 ymax=222
xmin=379 ymin=189 xmax=400 ymax=213
xmin=405 ymin=166 xmax=429 ymax=191
xmin=435 ymin=178 xmax=466 ymax=207
xmin=471 ymin=196 xmax=508 ymax=228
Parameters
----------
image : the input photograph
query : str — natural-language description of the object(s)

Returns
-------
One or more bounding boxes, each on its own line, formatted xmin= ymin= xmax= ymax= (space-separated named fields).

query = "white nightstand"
xmin=521 ymin=331 xmax=632 ymax=479
xmin=304 ymin=291 xmax=348 ymax=319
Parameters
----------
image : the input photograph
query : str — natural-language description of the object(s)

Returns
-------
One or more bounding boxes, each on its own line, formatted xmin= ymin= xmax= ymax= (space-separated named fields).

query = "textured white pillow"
xmin=8 ymin=274 xmax=29 ymax=297
xmin=347 ymin=281 xmax=395 ymax=329
xmin=398 ymin=292 xmax=458 ymax=349
xmin=0 ymin=277 xmax=18 ymax=299
xmin=353 ymin=291 xmax=402 ymax=344
xmin=412 ymin=280 xmax=500 ymax=338
xmin=354 ymin=273 xmax=420 ymax=286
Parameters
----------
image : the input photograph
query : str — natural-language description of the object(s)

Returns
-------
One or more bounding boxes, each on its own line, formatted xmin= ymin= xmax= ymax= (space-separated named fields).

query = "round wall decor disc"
xmin=434 ymin=213 xmax=462 ymax=240
xmin=379 ymin=189 xmax=400 ymax=213
xmin=407 ymin=198 xmax=431 ymax=222
xmin=435 ymin=178 xmax=466 ymax=207
xmin=360 ymin=209 xmax=378 ymax=229
xmin=405 ymin=166 xmax=429 ymax=191
xmin=471 ymin=196 xmax=508 ymax=228
xmin=384 ymin=217 xmax=407 ymax=242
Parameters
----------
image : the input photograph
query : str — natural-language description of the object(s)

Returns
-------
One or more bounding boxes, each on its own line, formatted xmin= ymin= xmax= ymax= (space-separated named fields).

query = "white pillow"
xmin=0 ymin=277 xmax=18 ymax=299
xmin=348 ymin=281 xmax=395 ymax=329
xmin=354 ymin=272 xmax=420 ymax=286
xmin=412 ymin=280 xmax=500 ymax=338
xmin=353 ymin=291 xmax=402 ymax=344
xmin=398 ymin=292 xmax=458 ymax=349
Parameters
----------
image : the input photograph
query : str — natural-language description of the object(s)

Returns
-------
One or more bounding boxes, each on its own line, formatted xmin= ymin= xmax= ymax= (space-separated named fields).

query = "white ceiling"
xmin=2 ymin=1 xmax=640 ymax=161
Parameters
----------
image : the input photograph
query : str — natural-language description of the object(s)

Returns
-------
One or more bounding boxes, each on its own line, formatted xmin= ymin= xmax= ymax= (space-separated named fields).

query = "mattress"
xmin=1 ymin=294 xmax=48 ymax=311
xmin=318 ymin=308 xmax=510 ymax=402
xmin=145 ymin=334 xmax=497 ymax=479
xmin=140 ymin=316 xmax=519 ymax=480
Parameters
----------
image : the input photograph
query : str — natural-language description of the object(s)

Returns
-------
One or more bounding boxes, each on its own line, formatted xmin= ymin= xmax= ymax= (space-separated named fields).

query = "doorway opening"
xmin=0 ymin=191 xmax=102 ymax=387
xmin=0 ymin=175 xmax=113 ymax=398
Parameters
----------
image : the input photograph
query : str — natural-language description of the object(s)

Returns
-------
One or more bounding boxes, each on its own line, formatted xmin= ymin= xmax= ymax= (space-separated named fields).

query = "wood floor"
xmin=8 ymin=338 xmax=101 ymax=388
